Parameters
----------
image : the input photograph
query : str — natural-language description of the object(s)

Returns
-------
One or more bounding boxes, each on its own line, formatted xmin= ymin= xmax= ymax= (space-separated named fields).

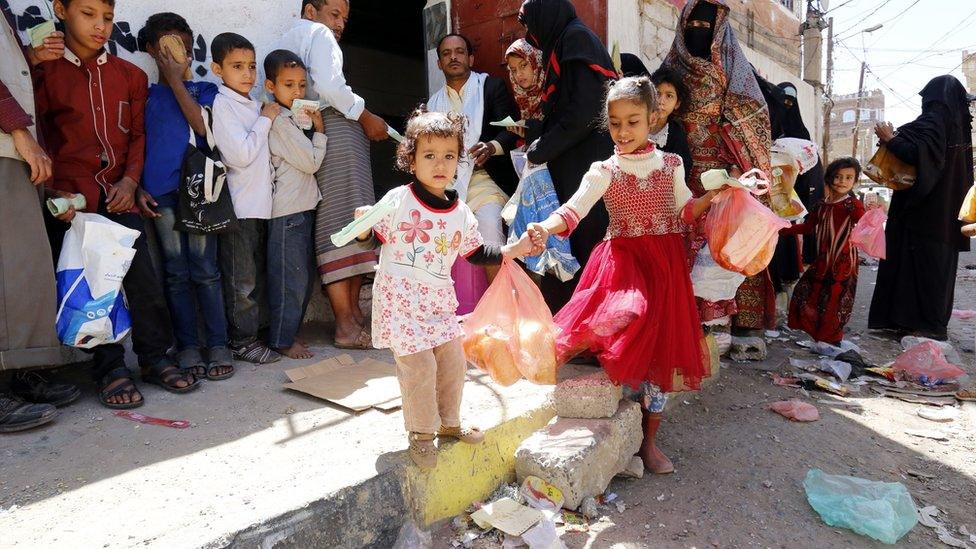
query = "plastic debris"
xmin=803 ymin=469 xmax=918 ymax=544
xmin=521 ymin=517 xmax=566 ymax=549
xmin=952 ymin=309 xmax=976 ymax=320
xmin=393 ymin=521 xmax=432 ymax=549
xmin=520 ymin=476 xmax=564 ymax=512
xmin=917 ymin=506 xmax=971 ymax=548
xmin=901 ymin=336 xmax=963 ymax=365
xmin=113 ymin=411 xmax=189 ymax=429
xmin=767 ymin=400 xmax=820 ymax=422
xmin=798 ymin=339 xmax=863 ymax=358
xmin=893 ymin=342 xmax=966 ymax=386
xmin=917 ymin=406 xmax=959 ymax=423
xmin=790 ymin=357 xmax=852 ymax=381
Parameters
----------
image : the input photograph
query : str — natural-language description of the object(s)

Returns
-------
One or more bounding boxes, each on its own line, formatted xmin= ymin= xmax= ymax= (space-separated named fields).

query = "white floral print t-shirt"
xmin=371 ymin=184 xmax=483 ymax=356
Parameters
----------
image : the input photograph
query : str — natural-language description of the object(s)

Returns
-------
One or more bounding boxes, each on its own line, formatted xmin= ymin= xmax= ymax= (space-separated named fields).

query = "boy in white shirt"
xmin=263 ymin=50 xmax=327 ymax=359
xmin=210 ymin=32 xmax=281 ymax=364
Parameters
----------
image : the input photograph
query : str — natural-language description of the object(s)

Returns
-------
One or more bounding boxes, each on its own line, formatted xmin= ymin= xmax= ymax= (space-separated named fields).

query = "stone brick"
xmin=554 ymin=371 xmax=623 ymax=419
xmin=515 ymin=400 xmax=643 ymax=510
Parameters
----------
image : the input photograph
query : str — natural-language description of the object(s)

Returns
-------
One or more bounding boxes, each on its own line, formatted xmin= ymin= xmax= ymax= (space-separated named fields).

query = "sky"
xmin=822 ymin=0 xmax=973 ymax=126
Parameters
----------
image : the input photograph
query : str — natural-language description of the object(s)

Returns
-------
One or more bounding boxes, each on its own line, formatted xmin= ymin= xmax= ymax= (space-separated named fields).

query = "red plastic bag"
xmin=462 ymin=258 xmax=558 ymax=386
xmin=850 ymin=207 xmax=887 ymax=259
xmin=767 ymin=400 xmax=819 ymax=422
xmin=892 ymin=341 xmax=965 ymax=386
xmin=704 ymin=186 xmax=790 ymax=276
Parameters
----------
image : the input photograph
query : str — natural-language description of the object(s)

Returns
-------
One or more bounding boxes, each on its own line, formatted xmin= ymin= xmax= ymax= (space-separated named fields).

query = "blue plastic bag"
xmin=803 ymin=469 xmax=918 ymax=544
xmin=504 ymin=165 xmax=580 ymax=281
xmin=55 ymin=213 xmax=137 ymax=348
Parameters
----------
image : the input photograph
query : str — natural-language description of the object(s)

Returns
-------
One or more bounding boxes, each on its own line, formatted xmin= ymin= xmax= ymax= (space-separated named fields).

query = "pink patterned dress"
xmin=371 ymin=184 xmax=483 ymax=356
xmin=552 ymin=144 xmax=709 ymax=392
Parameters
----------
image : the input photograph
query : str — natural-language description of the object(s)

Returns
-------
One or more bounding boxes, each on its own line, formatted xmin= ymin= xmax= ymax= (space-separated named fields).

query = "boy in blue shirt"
xmin=137 ymin=12 xmax=234 ymax=380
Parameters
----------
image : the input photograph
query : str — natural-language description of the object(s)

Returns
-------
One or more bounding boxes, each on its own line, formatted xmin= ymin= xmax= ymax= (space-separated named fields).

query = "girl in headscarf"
xmin=505 ymin=38 xmax=544 ymax=128
xmin=519 ymin=0 xmax=617 ymax=312
xmin=662 ymin=0 xmax=776 ymax=348
xmin=868 ymin=75 xmax=973 ymax=340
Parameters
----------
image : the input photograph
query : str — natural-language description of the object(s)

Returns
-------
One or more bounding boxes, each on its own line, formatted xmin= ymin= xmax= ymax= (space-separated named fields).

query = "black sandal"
xmin=206 ymin=346 xmax=236 ymax=381
xmin=142 ymin=361 xmax=200 ymax=394
xmin=98 ymin=368 xmax=144 ymax=410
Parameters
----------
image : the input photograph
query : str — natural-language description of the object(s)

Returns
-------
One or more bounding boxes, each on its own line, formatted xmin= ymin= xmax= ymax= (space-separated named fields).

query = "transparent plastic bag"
xmin=850 ymin=207 xmax=887 ymax=259
xmin=462 ymin=258 xmax=558 ymax=385
xmin=704 ymin=185 xmax=790 ymax=276
xmin=803 ymin=469 xmax=918 ymax=544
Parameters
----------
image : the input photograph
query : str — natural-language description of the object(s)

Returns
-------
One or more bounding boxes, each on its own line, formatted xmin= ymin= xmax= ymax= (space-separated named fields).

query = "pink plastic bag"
xmin=892 ymin=341 xmax=966 ymax=385
xmin=850 ymin=207 xmax=887 ymax=259
xmin=462 ymin=258 xmax=558 ymax=386
xmin=452 ymin=256 xmax=489 ymax=315
xmin=767 ymin=400 xmax=819 ymax=422
xmin=705 ymin=186 xmax=790 ymax=276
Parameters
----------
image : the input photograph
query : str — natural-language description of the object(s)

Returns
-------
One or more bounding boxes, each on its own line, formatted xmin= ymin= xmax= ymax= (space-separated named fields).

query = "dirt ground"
xmin=434 ymin=251 xmax=976 ymax=549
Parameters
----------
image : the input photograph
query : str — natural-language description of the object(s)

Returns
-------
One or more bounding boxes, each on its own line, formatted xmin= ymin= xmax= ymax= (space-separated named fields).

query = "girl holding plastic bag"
xmin=351 ymin=109 xmax=535 ymax=470
xmin=526 ymin=78 xmax=716 ymax=474
xmin=782 ymin=158 xmax=866 ymax=345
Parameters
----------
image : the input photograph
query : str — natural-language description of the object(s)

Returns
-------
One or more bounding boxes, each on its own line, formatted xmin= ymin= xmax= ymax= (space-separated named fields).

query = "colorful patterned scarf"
xmin=505 ymin=39 xmax=545 ymax=121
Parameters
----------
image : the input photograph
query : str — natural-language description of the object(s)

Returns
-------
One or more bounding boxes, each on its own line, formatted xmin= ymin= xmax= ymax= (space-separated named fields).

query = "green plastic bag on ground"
xmin=803 ymin=469 xmax=918 ymax=544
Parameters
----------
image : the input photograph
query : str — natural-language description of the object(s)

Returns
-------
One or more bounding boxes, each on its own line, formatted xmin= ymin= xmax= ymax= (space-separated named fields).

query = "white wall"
xmin=4 ymin=0 xmax=302 ymax=89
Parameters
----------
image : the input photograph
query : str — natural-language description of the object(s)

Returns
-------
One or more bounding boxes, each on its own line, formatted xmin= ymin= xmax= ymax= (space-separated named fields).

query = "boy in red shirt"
xmin=38 ymin=0 xmax=198 ymax=408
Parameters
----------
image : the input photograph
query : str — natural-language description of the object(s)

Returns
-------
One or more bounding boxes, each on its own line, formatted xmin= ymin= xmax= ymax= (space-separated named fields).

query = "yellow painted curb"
xmin=402 ymin=405 xmax=557 ymax=526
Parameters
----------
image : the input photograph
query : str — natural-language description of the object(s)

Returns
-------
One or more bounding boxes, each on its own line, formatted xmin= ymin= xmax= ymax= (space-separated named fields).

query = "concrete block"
xmin=554 ymin=371 xmax=623 ymax=419
xmin=729 ymin=336 xmax=767 ymax=362
xmin=515 ymin=400 xmax=642 ymax=510
xmin=616 ymin=456 xmax=645 ymax=480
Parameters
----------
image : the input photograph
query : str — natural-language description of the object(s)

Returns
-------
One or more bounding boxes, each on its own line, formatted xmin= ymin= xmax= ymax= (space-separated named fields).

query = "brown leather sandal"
xmin=408 ymin=432 xmax=438 ymax=469
xmin=437 ymin=425 xmax=485 ymax=444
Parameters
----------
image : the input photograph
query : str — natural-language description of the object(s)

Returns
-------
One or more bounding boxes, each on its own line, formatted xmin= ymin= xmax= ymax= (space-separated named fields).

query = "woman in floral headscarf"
xmin=663 ymin=0 xmax=776 ymax=352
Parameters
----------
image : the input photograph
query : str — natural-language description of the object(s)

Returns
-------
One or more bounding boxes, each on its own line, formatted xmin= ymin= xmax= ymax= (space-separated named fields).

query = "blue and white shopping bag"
xmin=55 ymin=213 xmax=138 ymax=348
xmin=503 ymin=164 xmax=580 ymax=281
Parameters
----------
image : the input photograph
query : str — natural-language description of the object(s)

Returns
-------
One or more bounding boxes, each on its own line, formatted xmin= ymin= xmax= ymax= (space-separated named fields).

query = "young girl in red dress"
xmin=526 ymin=77 xmax=716 ymax=474
xmin=784 ymin=158 xmax=866 ymax=345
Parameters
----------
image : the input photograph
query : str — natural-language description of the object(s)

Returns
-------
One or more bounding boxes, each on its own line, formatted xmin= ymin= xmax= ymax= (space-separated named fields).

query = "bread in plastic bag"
xmin=462 ymin=258 xmax=558 ymax=386
xmin=704 ymin=184 xmax=790 ymax=276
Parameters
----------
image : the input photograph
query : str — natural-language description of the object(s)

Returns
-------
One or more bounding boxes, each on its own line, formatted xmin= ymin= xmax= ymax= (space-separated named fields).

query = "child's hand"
xmin=105 ymin=177 xmax=138 ymax=214
xmin=261 ymin=102 xmax=281 ymax=121
xmin=963 ymin=223 xmax=976 ymax=239
xmin=30 ymin=31 xmax=65 ymax=65
xmin=136 ymin=189 xmax=161 ymax=219
xmin=502 ymin=233 xmax=534 ymax=259
xmin=51 ymin=190 xmax=78 ymax=223
xmin=526 ymin=223 xmax=549 ymax=249
xmin=155 ymin=41 xmax=190 ymax=85
xmin=309 ymin=108 xmax=325 ymax=133
xmin=354 ymin=206 xmax=371 ymax=219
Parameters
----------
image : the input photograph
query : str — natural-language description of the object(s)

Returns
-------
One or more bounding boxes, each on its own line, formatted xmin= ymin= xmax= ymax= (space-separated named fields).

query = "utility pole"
xmin=851 ymin=61 xmax=866 ymax=160
xmin=821 ymin=16 xmax=834 ymax=165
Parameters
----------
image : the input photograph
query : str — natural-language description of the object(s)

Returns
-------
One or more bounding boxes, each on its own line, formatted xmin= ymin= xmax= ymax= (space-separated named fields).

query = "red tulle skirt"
xmin=554 ymin=234 xmax=709 ymax=392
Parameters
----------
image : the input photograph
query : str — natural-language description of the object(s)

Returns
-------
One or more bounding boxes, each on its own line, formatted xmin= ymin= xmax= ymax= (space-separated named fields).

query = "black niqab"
xmin=621 ymin=53 xmax=650 ymax=78
xmin=685 ymin=3 xmax=717 ymax=59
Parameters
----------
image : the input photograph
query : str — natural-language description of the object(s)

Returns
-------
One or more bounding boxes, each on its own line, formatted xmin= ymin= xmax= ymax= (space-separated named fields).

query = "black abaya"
xmin=521 ymin=0 xmax=616 ymax=311
xmin=868 ymin=75 xmax=973 ymax=337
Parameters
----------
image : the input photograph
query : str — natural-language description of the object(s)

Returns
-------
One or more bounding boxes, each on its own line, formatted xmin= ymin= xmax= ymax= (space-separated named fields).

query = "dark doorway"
xmin=342 ymin=0 xmax=428 ymax=196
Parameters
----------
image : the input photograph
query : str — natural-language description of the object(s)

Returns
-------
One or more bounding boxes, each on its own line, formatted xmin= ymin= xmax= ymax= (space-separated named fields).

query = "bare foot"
xmin=277 ymin=342 xmax=313 ymax=360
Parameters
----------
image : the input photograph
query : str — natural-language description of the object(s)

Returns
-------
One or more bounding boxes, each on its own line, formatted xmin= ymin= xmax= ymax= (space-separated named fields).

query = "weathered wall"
xmin=608 ymin=0 xmax=822 ymax=145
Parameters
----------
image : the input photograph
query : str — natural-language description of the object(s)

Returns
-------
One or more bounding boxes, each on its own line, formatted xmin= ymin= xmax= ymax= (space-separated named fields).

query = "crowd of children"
xmin=3 ymin=0 xmax=953 ymax=478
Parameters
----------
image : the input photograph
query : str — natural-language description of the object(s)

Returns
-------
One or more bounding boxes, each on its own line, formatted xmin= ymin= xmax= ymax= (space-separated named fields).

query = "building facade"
xmin=827 ymin=89 xmax=886 ymax=170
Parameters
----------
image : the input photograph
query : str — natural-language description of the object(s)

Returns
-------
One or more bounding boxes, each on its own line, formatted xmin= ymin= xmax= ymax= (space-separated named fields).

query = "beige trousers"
xmin=393 ymin=337 xmax=466 ymax=434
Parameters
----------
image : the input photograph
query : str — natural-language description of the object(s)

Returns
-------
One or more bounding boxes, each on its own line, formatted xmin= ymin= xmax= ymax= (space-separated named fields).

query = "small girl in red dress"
xmin=526 ymin=77 xmax=717 ymax=474
xmin=784 ymin=157 xmax=866 ymax=345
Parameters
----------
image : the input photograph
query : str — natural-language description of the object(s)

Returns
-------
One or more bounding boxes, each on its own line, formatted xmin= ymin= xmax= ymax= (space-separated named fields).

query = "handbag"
xmin=864 ymin=144 xmax=916 ymax=191
xmin=174 ymin=106 xmax=239 ymax=234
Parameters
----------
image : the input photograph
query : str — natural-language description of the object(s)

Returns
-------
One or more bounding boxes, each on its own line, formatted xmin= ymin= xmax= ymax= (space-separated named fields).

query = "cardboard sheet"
xmin=284 ymin=355 xmax=402 ymax=412
xmin=470 ymin=497 xmax=542 ymax=536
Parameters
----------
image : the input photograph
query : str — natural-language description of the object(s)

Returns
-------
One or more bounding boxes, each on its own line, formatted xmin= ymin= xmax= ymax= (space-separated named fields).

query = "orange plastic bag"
xmin=850 ymin=207 xmax=887 ymax=259
xmin=462 ymin=258 xmax=558 ymax=386
xmin=704 ymin=186 xmax=790 ymax=276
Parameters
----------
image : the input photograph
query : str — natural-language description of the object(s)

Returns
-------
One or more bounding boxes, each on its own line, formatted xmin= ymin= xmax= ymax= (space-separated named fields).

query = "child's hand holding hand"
xmin=526 ymin=223 xmax=549 ymax=249
xmin=261 ymin=102 xmax=281 ymax=122
xmin=502 ymin=233 xmax=534 ymax=259
xmin=309 ymin=108 xmax=325 ymax=133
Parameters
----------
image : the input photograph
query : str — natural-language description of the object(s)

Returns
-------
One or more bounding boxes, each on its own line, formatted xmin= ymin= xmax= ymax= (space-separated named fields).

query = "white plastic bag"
xmin=55 ymin=213 xmax=138 ymax=348
xmin=691 ymin=244 xmax=746 ymax=301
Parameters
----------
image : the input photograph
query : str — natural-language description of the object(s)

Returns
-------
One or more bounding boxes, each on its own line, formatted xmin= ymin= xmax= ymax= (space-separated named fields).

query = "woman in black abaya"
xmin=868 ymin=75 xmax=973 ymax=340
xmin=779 ymin=82 xmax=824 ymax=265
xmin=519 ymin=0 xmax=616 ymax=311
